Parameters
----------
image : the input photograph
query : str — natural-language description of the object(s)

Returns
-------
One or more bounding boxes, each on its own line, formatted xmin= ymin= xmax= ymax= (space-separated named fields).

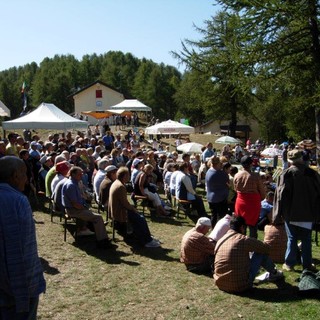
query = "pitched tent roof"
xmin=145 ymin=119 xmax=194 ymax=135
xmin=2 ymin=102 xmax=88 ymax=130
xmin=109 ymin=99 xmax=152 ymax=112
xmin=0 ymin=100 xmax=11 ymax=117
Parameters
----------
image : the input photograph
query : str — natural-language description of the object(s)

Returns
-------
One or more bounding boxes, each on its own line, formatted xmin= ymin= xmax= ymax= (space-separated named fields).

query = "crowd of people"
xmin=1 ymin=123 xmax=320 ymax=318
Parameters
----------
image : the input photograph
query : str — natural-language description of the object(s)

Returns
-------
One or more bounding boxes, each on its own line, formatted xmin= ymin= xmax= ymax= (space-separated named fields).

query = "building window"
xmin=96 ymin=90 xmax=102 ymax=98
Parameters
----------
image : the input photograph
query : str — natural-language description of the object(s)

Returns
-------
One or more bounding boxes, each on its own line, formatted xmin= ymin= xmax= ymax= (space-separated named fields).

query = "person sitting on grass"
xmin=257 ymin=191 xmax=274 ymax=231
xmin=180 ymin=217 xmax=216 ymax=274
xmin=214 ymin=216 xmax=284 ymax=293
xmin=108 ymin=167 xmax=161 ymax=248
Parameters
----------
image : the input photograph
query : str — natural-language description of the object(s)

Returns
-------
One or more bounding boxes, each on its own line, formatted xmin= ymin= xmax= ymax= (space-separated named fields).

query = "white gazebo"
xmin=2 ymin=102 xmax=88 ymax=131
xmin=0 ymin=100 xmax=11 ymax=117
xmin=145 ymin=119 xmax=195 ymax=135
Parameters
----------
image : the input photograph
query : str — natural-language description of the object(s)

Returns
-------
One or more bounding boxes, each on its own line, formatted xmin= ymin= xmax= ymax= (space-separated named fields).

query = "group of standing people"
xmin=181 ymin=145 xmax=320 ymax=293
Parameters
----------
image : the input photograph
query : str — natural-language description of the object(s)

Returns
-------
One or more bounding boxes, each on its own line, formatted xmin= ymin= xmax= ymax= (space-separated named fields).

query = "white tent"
xmin=145 ymin=119 xmax=195 ymax=135
xmin=2 ymin=102 xmax=88 ymax=130
xmin=0 ymin=100 xmax=11 ymax=117
xmin=109 ymin=99 xmax=152 ymax=112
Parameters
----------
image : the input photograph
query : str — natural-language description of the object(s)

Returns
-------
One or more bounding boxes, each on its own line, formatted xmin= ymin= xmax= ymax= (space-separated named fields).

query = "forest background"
xmin=1 ymin=1 xmax=320 ymax=144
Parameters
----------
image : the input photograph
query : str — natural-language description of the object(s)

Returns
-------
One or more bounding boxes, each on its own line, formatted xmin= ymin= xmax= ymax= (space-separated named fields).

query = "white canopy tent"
xmin=2 ymin=102 xmax=88 ymax=130
xmin=145 ymin=119 xmax=195 ymax=135
xmin=109 ymin=99 xmax=152 ymax=112
xmin=0 ymin=100 xmax=11 ymax=117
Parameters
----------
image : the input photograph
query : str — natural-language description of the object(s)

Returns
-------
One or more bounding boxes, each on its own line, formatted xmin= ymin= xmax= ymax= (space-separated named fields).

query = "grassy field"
xmin=33 ymin=196 xmax=320 ymax=320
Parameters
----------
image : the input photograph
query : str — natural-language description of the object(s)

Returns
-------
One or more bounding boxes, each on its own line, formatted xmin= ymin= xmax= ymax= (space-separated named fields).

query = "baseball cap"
xmin=30 ymin=141 xmax=38 ymax=147
xmin=55 ymin=161 xmax=71 ymax=174
xmin=132 ymin=158 xmax=144 ymax=168
xmin=105 ymin=165 xmax=118 ymax=173
xmin=40 ymin=155 xmax=52 ymax=165
xmin=196 ymin=217 xmax=212 ymax=228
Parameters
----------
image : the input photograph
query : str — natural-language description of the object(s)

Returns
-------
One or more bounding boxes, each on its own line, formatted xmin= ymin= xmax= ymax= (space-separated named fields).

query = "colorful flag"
xmin=21 ymin=81 xmax=27 ymax=111
xmin=21 ymin=81 xmax=26 ymax=93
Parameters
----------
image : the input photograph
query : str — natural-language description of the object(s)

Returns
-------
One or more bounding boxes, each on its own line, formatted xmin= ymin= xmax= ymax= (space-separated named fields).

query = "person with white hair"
xmin=93 ymin=158 xmax=110 ymax=201
xmin=0 ymin=156 xmax=46 ymax=317
xmin=180 ymin=217 xmax=216 ymax=274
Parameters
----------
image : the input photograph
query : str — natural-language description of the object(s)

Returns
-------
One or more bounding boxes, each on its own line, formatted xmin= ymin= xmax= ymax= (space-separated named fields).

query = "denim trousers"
xmin=127 ymin=210 xmax=152 ymax=245
xmin=285 ymin=222 xmax=312 ymax=269
xmin=248 ymin=253 xmax=275 ymax=285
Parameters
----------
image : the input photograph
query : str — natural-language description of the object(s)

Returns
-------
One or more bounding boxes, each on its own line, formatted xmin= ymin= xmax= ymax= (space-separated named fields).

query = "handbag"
xmin=298 ymin=269 xmax=320 ymax=296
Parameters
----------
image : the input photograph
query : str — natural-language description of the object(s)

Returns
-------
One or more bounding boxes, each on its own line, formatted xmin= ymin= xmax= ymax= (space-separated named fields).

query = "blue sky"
xmin=0 ymin=0 xmax=219 ymax=72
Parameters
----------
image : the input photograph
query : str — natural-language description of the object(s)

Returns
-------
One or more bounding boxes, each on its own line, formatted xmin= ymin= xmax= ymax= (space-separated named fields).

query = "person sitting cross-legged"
xmin=180 ymin=217 xmax=216 ymax=274
xmin=61 ymin=166 xmax=112 ymax=248
xmin=214 ymin=216 xmax=284 ymax=293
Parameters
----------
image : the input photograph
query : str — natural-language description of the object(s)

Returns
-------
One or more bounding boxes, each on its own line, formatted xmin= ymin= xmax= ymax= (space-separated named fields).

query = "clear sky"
xmin=0 ymin=0 xmax=219 ymax=72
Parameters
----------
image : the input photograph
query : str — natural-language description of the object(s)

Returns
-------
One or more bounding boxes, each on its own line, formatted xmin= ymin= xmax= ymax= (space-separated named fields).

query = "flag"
xmin=21 ymin=81 xmax=27 ymax=111
xmin=21 ymin=81 xmax=26 ymax=93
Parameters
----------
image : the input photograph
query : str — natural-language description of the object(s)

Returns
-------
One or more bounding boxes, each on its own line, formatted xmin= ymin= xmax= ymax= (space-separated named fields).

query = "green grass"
xmin=32 ymin=196 xmax=320 ymax=320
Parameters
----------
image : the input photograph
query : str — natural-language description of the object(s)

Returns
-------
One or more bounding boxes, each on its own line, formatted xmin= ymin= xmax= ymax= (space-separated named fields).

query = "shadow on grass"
xmin=131 ymin=246 xmax=179 ymax=262
xmin=70 ymin=238 xmax=142 ymax=266
xmin=40 ymin=257 xmax=60 ymax=275
xmin=148 ymin=215 xmax=194 ymax=227
xmin=235 ymin=279 xmax=320 ymax=302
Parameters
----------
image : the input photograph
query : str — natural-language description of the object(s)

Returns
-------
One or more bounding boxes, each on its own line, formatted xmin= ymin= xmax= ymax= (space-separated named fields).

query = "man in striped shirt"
xmin=214 ymin=216 xmax=283 ymax=293
xmin=181 ymin=217 xmax=216 ymax=274
xmin=0 ymin=156 xmax=46 ymax=319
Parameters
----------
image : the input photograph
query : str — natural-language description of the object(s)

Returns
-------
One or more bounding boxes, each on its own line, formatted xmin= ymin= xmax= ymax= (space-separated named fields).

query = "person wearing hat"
xmin=130 ymin=158 xmax=144 ymax=187
xmin=233 ymin=155 xmax=265 ymax=238
xmin=45 ymin=155 xmax=67 ymax=198
xmin=99 ymin=165 xmax=118 ymax=210
xmin=272 ymin=149 xmax=320 ymax=272
xmin=51 ymin=161 xmax=71 ymax=195
xmin=180 ymin=217 xmax=216 ymax=274
xmin=93 ymin=158 xmax=110 ymax=202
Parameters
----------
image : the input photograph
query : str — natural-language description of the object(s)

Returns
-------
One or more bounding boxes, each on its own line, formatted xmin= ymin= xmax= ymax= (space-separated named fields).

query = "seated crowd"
xmin=1 ymin=127 xmax=318 ymax=293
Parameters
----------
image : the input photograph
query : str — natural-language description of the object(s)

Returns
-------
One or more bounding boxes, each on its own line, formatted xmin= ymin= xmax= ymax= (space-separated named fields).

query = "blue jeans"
xmin=249 ymin=253 xmax=276 ymax=285
xmin=285 ymin=222 xmax=312 ymax=269
xmin=0 ymin=297 xmax=39 ymax=320
xmin=127 ymin=210 xmax=152 ymax=245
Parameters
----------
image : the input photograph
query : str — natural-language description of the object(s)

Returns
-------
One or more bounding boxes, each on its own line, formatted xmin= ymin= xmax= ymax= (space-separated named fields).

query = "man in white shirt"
xmin=93 ymin=158 xmax=110 ymax=201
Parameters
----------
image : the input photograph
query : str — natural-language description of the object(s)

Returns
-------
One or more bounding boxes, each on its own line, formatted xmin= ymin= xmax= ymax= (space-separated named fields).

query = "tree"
xmin=217 ymin=0 xmax=320 ymax=142
xmin=173 ymin=11 xmax=254 ymax=136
